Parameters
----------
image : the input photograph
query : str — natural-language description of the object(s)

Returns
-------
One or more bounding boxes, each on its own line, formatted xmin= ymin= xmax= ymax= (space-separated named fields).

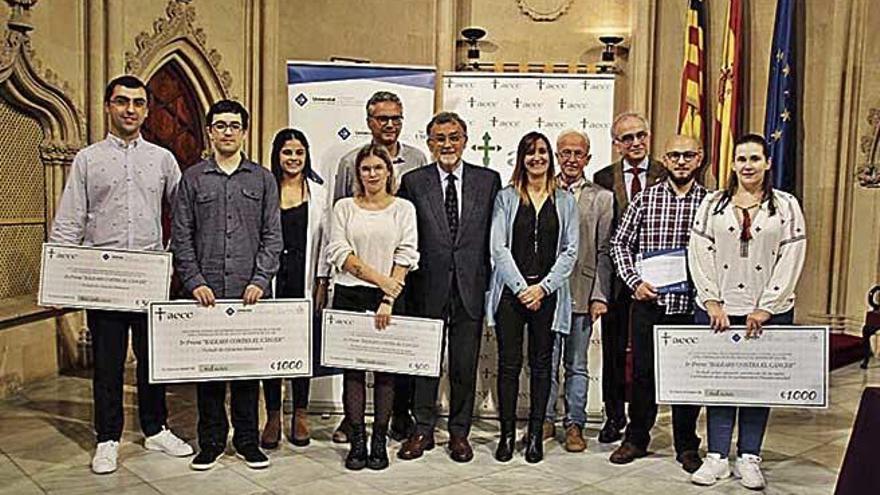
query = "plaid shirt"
xmin=611 ymin=180 xmax=707 ymax=314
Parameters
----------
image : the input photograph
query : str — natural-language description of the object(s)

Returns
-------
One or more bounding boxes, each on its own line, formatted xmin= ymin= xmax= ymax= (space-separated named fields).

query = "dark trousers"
xmin=262 ymin=377 xmax=309 ymax=412
xmin=601 ymin=290 xmax=631 ymax=423
xmin=494 ymin=290 xmax=557 ymax=424
xmin=412 ymin=289 xmax=482 ymax=438
xmin=624 ymin=301 xmax=701 ymax=454
xmin=197 ymin=379 xmax=259 ymax=449
xmin=88 ymin=310 xmax=167 ymax=443
xmin=333 ymin=284 xmax=396 ymax=428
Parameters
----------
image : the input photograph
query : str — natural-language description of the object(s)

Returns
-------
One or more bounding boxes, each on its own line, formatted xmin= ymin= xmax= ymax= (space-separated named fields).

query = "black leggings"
xmin=494 ymin=289 xmax=557 ymax=424
xmin=333 ymin=284 xmax=396 ymax=428
xmin=262 ymin=377 xmax=309 ymax=412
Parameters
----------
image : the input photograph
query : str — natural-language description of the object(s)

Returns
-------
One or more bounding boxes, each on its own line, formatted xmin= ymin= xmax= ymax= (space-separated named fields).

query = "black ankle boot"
xmin=524 ymin=421 xmax=543 ymax=463
xmin=367 ymin=426 xmax=389 ymax=470
xmin=345 ymin=423 xmax=368 ymax=470
xmin=495 ymin=421 xmax=516 ymax=462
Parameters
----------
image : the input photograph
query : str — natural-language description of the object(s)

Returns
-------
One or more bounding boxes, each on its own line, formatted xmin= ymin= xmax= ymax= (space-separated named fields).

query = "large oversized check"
xmin=39 ymin=243 xmax=172 ymax=312
xmin=321 ymin=309 xmax=444 ymax=377
xmin=655 ymin=325 xmax=829 ymax=408
xmin=148 ymin=299 xmax=312 ymax=383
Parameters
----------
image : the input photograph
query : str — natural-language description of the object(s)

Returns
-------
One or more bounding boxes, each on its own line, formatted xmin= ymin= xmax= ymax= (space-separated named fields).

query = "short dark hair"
xmin=206 ymin=99 xmax=250 ymax=130
xmin=426 ymin=111 xmax=468 ymax=137
xmin=366 ymin=91 xmax=403 ymax=115
xmin=104 ymin=75 xmax=149 ymax=104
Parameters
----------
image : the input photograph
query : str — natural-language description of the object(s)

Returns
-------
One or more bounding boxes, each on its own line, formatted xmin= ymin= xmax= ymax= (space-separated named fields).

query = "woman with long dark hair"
xmin=486 ymin=131 xmax=579 ymax=463
xmin=688 ymin=133 xmax=806 ymax=490
xmin=260 ymin=128 xmax=331 ymax=449
xmin=325 ymin=143 xmax=419 ymax=470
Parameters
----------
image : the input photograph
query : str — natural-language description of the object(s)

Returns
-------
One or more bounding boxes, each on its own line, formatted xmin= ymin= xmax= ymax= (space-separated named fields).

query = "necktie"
xmin=626 ymin=167 xmax=642 ymax=200
xmin=445 ymin=174 xmax=459 ymax=240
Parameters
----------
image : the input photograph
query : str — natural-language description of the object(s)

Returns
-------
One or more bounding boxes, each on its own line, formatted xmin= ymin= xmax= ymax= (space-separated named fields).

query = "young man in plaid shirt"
xmin=608 ymin=134 xmax=707 ymax=473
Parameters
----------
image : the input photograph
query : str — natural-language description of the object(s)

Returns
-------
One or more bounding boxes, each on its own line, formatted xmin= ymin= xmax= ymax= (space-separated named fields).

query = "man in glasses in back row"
xmin=592 ymin=112 xmax=666 ymax=445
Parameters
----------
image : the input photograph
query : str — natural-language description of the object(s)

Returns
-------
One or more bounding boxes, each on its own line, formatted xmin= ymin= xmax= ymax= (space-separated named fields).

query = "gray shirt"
xmin=49 ymin=134 xmax=180 ymax=251
xmin=171 ymin=157 xmax=282 ymax=298
xmin=333 ymin=142 xmax=427 ymax=201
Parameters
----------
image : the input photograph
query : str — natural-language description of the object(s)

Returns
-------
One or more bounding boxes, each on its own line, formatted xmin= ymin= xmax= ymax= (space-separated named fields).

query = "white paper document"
xmin=148 ymin=299 xmax=312 ymax=383
xmin=39 ymin=243 xmax=172 ymax=312
xmin=655 ymin=325 xmax=829 ymax=408
xmin=637 ymin=248 xmax=689 ymax=294
xmin=321 ymin=309 xmax=444 ymax=377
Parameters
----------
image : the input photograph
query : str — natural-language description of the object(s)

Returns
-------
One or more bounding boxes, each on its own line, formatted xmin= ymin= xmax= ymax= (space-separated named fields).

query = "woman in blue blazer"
xmin=487 ymin=131 xmax=579 ymax=463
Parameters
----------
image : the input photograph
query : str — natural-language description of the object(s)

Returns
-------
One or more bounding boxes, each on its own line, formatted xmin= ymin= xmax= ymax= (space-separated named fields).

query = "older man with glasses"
xmin=592 ymin=112 xmax=667 ymax=445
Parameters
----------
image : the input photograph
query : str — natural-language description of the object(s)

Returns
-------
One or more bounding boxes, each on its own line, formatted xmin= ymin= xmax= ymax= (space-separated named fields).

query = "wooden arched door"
xmin=142 ymin=62 xmax=207 ymax=296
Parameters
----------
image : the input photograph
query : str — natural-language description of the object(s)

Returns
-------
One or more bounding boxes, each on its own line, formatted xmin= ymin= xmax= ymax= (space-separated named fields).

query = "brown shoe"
xmin=289 ymin=408 xmax=310 ymax=446
xmin=677 ymin=449 xmax=703 ymax=473
xmin=564 ymin=424 xmax=587 ymax=453
xmin=260 ymin=410 xmax=281 ymax=450
xmin=609 ymin=442 xmax=648 ymax=464
xmin=396 ymin=433 xmax=435 ymax=460
xmin=542 ymin=421 xmax=556 ymax=441
xmin=332 ymin=416 xmax=351 ymax=444
xmin=448 ymin=435 xmax=473 ymax=463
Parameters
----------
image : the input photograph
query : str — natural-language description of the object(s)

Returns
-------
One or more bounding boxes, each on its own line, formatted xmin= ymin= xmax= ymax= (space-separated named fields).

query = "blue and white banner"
xmin=442 ymin=73 xmax=616 ymax=183
xmin=287 ymin=61 xmax=436 ymax=184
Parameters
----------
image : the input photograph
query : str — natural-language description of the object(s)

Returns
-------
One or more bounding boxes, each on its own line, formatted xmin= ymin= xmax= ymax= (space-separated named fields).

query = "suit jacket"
xmin=398 ymin=162 xmax=502 ymax=320
xmin=593 ymin=158 xmax=665 ymax=297
xmin=569 ymin=180 xmax=614 ymax=314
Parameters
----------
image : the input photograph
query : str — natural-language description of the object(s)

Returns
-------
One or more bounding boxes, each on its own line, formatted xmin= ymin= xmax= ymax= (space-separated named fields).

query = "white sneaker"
xmin=734 ymin=453 xmax=766 ymax=490
xmin=690 ymin=452 xmax=731 ymax=486
xmin=145 ymin=428 xmax=194 ymax=457
xmin=91 ymin=440 xmax=119 ymax=474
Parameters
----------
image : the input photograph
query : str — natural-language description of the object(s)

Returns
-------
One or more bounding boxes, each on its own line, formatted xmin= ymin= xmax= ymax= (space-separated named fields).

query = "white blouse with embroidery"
xmin=688 ymin=189 xmax=806 ymax=316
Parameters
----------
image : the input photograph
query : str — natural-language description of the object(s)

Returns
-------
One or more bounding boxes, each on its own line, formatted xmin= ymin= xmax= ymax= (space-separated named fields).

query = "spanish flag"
xmin=677 ymin=0 xmax=706 ymax=146
xmin=713 ymin=0 xmax=743 ymax=188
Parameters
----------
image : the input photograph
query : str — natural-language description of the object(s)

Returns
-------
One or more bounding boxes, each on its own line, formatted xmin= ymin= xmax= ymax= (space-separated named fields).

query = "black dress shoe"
xmin=598 ymin=419 xmax=624 ymax=444
xmin=494 ymin=421 xmax=515 ymax=462
xmin=524 ymin=422 xmax=543 ymax=464
xmin=677 ymin=449 xmax=703 ymax=473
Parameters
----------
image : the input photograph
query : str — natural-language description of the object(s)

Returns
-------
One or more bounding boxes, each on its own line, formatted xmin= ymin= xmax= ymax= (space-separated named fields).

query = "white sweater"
xmin=326 ymin=197 xmax=419 ymax=288
xmin=688 ymin=189 xmax=806 ymax=315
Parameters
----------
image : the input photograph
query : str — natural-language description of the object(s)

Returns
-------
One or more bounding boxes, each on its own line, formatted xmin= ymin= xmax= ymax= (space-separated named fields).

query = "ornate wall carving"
xmin=125 ymin=0 xmax=232 ymax=108
xmin=515 ymin=0 xmax=574 ymax=22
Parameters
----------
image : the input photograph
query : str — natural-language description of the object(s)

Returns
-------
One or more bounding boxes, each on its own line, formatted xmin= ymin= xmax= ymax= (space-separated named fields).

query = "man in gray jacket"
xmin=543 ymin=129 xmax=613 ymax=452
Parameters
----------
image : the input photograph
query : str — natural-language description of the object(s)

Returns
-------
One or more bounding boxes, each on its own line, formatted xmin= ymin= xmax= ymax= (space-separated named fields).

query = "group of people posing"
xmin=50 ymin=75 xmax=806 ymax=491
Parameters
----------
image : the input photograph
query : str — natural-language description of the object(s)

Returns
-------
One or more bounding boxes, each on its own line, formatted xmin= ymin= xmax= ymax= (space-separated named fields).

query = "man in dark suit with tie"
xmin=592 ymin=112 xmax=666 ymax=443
xmin=396 ymin=111 xmax=501 ymax=463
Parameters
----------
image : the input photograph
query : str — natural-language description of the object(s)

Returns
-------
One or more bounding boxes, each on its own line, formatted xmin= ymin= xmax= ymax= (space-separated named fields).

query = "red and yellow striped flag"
xmin=677 ymin=0 xmax=706 ymax=145
xmin=712 ymin=0 xmax=743 ymax=188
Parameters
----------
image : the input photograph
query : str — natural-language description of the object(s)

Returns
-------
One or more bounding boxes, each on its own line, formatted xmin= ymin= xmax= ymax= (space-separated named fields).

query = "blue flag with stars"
xmin=764 ymin=0 xmax=796 ymax=192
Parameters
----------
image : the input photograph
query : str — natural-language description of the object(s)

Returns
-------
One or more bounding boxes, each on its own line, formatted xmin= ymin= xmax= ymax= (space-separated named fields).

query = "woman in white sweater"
xmin=687 ymin=133 xmax=806 ymax=490
xmin=325 ymin=144 xmax=419 ymax=472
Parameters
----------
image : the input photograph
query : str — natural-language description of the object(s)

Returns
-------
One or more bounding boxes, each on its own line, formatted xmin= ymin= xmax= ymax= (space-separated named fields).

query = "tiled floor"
xmin=1 ymin=362 xmax=876 ymax=494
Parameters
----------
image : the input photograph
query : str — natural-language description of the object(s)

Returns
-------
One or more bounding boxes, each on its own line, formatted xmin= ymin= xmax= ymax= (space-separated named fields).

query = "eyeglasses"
xmin=616 ymin=130 xmax=649 ymax=146
xmin=369 ymin=115 xmax=404 ymax=126
xmin=558 ymin=149 xmax=587 ymax=160
xmin=665 ymin=151 xmax=700 ymax=162
xmin=109 ymin=96 xmax=147 ymax=109
xmin=429 ymin=133 xmax=464 ymax=144
xmin=211 ymin=121 xmax=244 ymax=133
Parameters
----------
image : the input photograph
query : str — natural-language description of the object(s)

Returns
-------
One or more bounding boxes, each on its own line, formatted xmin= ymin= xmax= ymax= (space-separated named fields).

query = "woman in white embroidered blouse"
xmin=324 ymin=144 xmax=419 ymax=472
xmin=687 ymin=134 xmax=806 ymax=490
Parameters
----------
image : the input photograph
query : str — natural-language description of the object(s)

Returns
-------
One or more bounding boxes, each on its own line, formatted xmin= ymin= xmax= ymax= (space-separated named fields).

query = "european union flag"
xmin=764 ymin=0 xmax=796 ymax=192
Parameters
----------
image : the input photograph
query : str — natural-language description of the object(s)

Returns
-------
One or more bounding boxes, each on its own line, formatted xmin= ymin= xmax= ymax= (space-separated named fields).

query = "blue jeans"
xmin=694 ymin=306 xmax=794 ymax=457
xmin=545 ymin=313 xmax=592 ymax=427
